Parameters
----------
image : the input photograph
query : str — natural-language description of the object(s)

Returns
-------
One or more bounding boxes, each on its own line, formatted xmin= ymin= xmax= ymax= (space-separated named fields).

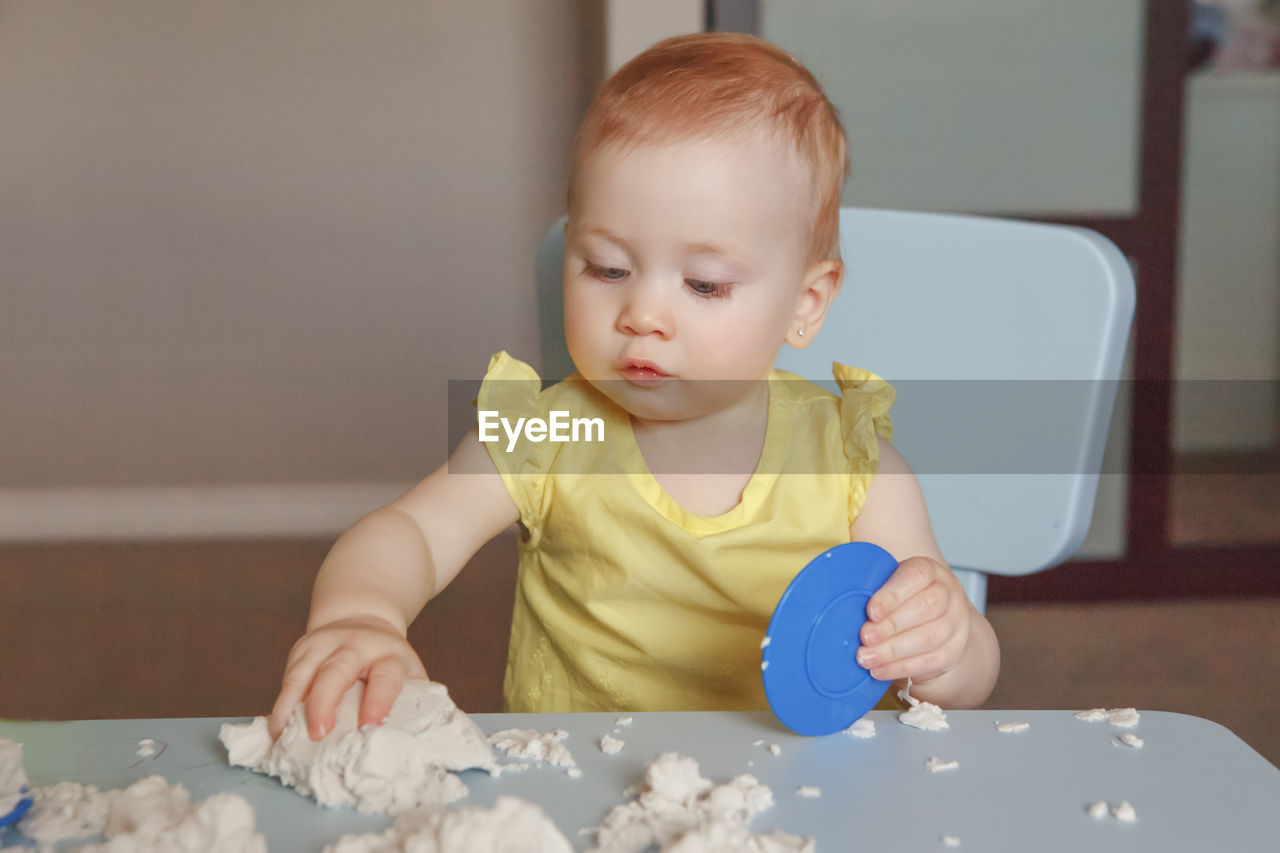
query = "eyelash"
xmin=581 ymin=262 xmax=734 ymax=300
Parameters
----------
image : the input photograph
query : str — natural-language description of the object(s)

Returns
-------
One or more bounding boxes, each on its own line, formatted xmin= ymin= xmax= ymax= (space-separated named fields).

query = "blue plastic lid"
xmin=762 ymin=541 xmax=898 ymax=735
xmin=0 ymin=787 xmax=32 ymax=828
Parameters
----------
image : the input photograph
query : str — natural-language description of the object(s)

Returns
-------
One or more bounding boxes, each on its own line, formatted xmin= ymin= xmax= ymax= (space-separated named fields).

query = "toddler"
xmin=270 ymin=33 xmax=1000 ymax=740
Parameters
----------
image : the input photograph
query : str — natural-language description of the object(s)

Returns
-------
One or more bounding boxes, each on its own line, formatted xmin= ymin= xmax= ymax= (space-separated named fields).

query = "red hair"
xmin=568 ymin=33 xmax=849 ymax=263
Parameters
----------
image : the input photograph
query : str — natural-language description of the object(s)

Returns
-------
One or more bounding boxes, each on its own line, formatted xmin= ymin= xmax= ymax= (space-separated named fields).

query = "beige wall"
xmin=0 ymin=2 xmax=595 ymax=500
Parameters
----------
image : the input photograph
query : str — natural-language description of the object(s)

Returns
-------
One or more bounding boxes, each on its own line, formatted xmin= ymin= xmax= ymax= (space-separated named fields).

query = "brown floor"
xmin=985 ymin=598 xmax=1280 ymax=768
xmin=0 ymin=535 xmax=518 ymax=721
xmin=2 ymin=535 xmax=1277 ymax=769
xmin=1170 ymin=472 xmax=1280 ymax=546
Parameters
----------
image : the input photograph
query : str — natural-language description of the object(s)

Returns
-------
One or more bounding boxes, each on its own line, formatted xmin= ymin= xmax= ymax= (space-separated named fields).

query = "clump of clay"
xmin=0 ymin=738 xmax=30 ymax=824
xmin=897 ymin=681 xmax=949 ymax=731
xmin=16 ymin=776 xmax=265 ymax=852
xmin=586 ymin=753 xmax=812 ymax=853
xmin=599 ymin=735 xmax=625 ymax=755
xmin=325 ymin=795 xmax=572 ymax=853
xmin=219 ymin=679 xmax=496 ymax=815
xmin=925 ymin=757 xmax=958 ymax=773
xmin=17 ymin=781 xmax=114 ymax=843
xmin=488 ymin=728 xmax=577 ymax=775
xmin=1075 ymin=707 xmax=1140 ymax=727
xmin=844 ymin=718 xmax=876 ymax=738
xmin=1111 ymin=801 xmax=1137 ymax=822
xmin=1105 ymin=708 xmax=1140 ymax=728
xmin=994 ymin=721 xmax=1029 ymax=734
xmin=1114 ymin=733 xmax=1144 ymax=749
xmin=1085 ymin=800 xmax=1137 ymax=822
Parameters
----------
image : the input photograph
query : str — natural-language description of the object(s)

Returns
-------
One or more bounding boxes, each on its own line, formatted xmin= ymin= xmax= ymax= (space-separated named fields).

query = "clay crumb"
xmin=844 ymin=718 xmax=876 ymax=738
xmin=994 ymin=721 xmax=1029 ymax=734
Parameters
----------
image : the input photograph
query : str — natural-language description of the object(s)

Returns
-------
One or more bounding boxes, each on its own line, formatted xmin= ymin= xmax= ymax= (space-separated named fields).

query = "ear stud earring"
xmin=796 ymin=328 xmax=806 ymax=337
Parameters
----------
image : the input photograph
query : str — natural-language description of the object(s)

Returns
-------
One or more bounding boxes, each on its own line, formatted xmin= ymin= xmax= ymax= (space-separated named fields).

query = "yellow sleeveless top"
xmin=477 ymin=351 xmax=895 ymax=713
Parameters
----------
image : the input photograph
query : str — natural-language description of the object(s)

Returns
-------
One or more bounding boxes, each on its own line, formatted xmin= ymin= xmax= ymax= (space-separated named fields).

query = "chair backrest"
xmin=536 ymin=207 xmax=1135 ymax=611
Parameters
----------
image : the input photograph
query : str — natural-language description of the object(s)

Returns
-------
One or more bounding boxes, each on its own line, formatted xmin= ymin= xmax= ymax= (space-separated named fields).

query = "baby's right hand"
xmin=268 ymin=615 xmax=427 ymax=742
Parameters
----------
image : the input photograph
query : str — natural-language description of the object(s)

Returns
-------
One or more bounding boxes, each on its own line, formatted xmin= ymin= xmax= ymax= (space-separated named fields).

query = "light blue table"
xmin=2 ymin=710 xmax=1277 ymax=851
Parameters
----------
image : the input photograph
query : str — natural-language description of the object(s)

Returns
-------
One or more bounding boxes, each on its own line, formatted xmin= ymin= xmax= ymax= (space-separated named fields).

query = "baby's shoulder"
xmin=481 ymin=352 xmax=609 ymax=418
xmin=769 ymin=368 xmax=841 ymax=409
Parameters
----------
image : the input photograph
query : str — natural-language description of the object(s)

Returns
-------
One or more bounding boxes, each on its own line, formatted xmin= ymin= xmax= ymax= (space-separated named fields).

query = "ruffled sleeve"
xmin=834 ymin=363 xmax=895 ymax=526
xmin=476 ymin=351 xmax=554 ymax=534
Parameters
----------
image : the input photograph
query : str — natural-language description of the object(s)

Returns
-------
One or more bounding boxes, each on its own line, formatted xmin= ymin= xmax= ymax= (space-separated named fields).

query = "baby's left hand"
xmin=856 ymin=555 xmax=972 ymax=685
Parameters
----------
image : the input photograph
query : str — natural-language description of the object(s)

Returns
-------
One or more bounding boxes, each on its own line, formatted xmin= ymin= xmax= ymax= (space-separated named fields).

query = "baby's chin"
xmin=586 ymin=376 xmax=760 ymax=424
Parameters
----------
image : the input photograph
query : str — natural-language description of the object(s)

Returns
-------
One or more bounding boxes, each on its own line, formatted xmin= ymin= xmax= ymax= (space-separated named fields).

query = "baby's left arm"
xmin=850 ymin=441 xmax=1000 ymax=708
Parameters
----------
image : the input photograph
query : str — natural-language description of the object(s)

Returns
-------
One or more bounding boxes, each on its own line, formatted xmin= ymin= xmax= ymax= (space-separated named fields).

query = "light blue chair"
xmin=536 ymin=207 xmax=1135 ymax=612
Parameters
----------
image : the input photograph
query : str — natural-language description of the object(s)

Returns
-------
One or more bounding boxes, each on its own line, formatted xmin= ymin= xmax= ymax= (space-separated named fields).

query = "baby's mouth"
xmin=620 ymin=359 xmax=672 ymax=386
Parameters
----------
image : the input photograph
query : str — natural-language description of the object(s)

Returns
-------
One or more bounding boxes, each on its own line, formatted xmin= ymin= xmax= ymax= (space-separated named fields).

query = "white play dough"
xmin=1111 ymin=801 xmax=1137 ymax=822
xmin=600 ymin=735 xmax=625 ymax=755
xmin=17 ymin=776 xmax=264 ymax=852
xmin=324 ymin=795 xmax=572 ymax=853
xmin=0 ymin=739 xmax=29 ymax=821
xmin=17 ymin=781 xmax=114 ymax=843
xmin=795 ymin=786 xmax=821 ymax=798
xmin=844 ymin=718 xmax=876 ymax=738
xmin=1075 ymin=707 xmax=1140 ymax=727
xmin=925 ymin=757 xmax=958 ymax=773
xmin=1086 ymin=801 xmax=1108 ymax=819
xmin=219 ymin=679 xmax=496 ymax=815
xmin=1114 ymin=733 xmax=1144 ymax=749
xmin=994 ymin=721 xmax=1029 ymax=734
xmin=1105 ymin=708 xmax=1141 ymax=728
xmin=587 ymin=753 xmax=812 ymax=853
xmin=488 ymin=728 xmax=576 ymax=770
xmin=897 ymin=681 xmax=949 ymax=731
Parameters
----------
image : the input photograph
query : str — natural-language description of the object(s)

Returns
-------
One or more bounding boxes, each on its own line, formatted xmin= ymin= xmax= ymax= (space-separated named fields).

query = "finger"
xmin=861 ymin=581 xmax=952 ymax=647
xmin=305 ymin=648 xmax=364 ymax=741
xmin=866 ymin=642 xmax=960 ymax=684
xmin=284 ymin=634 xmax=314 ymax=670
xmin=268 ymin=646 xmax=328 ymax=739
xmin=866 ymin=557 xmax=938 ymax=623
xmin=857 ymin=614 xmax=962 ymax=679
xmin=359 ymin=656 xmax=407 ymax=728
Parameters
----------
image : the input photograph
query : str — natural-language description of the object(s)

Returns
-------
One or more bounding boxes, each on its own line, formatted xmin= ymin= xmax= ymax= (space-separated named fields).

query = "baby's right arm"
xmin=267 ymin=429 xmax=518 ymax=740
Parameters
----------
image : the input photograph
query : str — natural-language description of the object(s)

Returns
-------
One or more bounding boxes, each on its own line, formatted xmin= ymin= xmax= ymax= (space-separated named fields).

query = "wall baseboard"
xmin=0 ymin=484 xmax=413 ymax=541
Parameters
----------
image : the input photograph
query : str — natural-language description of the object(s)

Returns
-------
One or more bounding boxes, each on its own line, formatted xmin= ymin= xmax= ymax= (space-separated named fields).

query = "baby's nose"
xmin=617 ymin=279 xmax=673 ymax=338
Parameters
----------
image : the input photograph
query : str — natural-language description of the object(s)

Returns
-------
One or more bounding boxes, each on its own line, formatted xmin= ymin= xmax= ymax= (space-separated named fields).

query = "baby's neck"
xmin=630 ymin=382 xmax=771 ymax=515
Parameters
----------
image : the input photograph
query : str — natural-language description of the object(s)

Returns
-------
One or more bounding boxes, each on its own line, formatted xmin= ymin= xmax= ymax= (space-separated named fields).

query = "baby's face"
xmin=564 ymin=132 xmax=815 ymax=422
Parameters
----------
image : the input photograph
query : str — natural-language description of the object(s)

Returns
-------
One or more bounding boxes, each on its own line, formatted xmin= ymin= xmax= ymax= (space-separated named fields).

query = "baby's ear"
xmin=786 ymin=258 xmax=843 ymax=349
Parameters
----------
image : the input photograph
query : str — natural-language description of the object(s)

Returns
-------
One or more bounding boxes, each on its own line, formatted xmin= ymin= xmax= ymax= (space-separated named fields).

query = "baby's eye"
xmin=686 ymin=278 xmax=732 ymax=299
xmin=584 ymin=262 xmax=628 ymax=282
